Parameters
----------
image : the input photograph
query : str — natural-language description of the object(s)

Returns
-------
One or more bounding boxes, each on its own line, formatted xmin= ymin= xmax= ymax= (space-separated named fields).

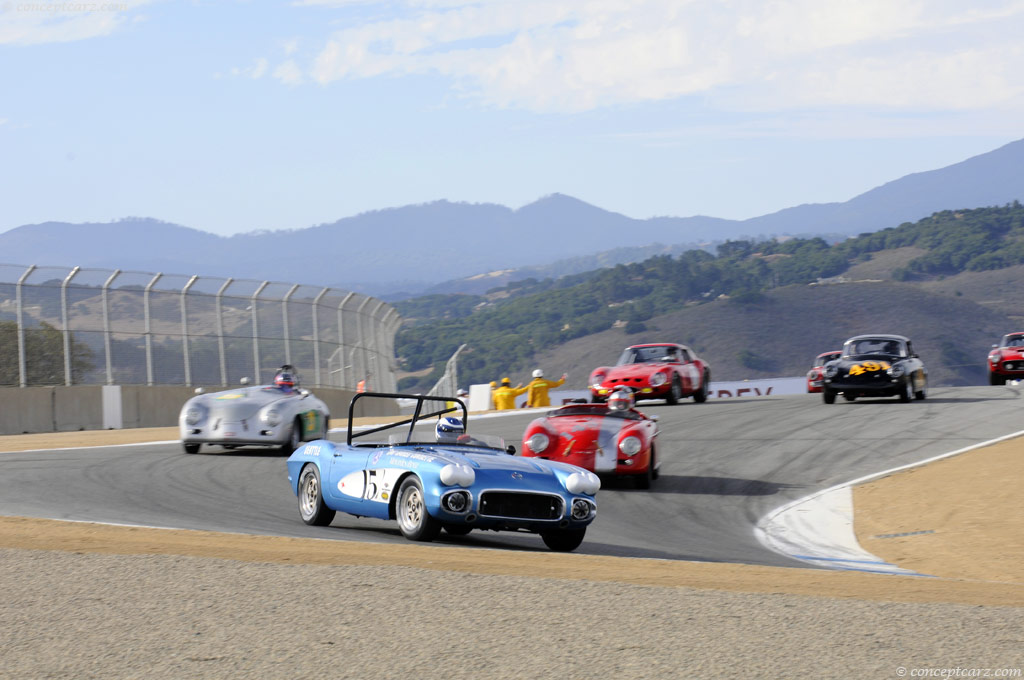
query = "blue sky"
xmin=2 ymin=0 xmax=1023 ymax=237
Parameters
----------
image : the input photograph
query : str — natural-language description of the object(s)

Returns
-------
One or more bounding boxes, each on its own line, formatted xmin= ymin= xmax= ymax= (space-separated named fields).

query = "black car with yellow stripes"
xmin=821 ymin=334 xmax=927 ymax=404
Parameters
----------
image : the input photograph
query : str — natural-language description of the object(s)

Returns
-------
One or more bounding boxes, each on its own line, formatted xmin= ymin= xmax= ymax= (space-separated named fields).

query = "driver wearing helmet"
xmin=608 ymin=388 xmax=635 ymax=413
xmin=435 ymin=416 xmax=465 ymax=444
xmin=274 ymin=365 xmax=298 ymax=394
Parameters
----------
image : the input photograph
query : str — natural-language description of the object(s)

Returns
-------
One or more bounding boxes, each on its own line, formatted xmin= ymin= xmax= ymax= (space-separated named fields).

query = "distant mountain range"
xmin=3 ymin=138 xmax=1023 ymax=298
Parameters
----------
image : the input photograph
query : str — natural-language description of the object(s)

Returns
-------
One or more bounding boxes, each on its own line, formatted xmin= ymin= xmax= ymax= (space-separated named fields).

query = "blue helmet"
xmin=435 ymin=416 xmax=464 ymax=443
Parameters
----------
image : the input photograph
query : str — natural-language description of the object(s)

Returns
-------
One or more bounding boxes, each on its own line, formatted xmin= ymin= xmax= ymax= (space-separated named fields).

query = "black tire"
xmin=591 ymin=395 xmax=606 ymax=404
xmin=650 ymin=443 xmax=659 ymax=480
xmin=989 ymin=373 xmax=1005 ymax=386
xmin=297 ymin=464 xmax=336 ymax=527
xmin=843 ymin=394 xmax=857 ymax=402
xmin=914 ymin=376 xmax=927 ymax=401
xmin=321 ymin=415 xmax=330 ymax=439
xmin=541 ymin=528 xmax=586 ymax=552
xmin=666 ymin=375 xmax=682 ymax=405
xmin=183 ymin=442 xmax=200 ymax=454
xmin=396 ymin=476 xmax=441 ymax=542
xmin=899 ymin=379 xmax=913 ymax=403
xmin=823 ymin=388 xmax=836 ymax=404
xmin=280 ymin=417 xmax=303 ymax=455
xmin=692 ymin=373 xmax=709 ymax=403
xmin=443 ymin=524 xmax=473 ymax=536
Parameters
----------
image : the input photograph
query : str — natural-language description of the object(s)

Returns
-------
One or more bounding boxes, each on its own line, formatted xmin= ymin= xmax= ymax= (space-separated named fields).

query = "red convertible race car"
xmin=806 ymin=350 xmax=842 ymax=393
xmin=589 ymin=343 xmax=710 ymax=404
xmin=987 ymin=332 xmax=1024 ymax=385
xmin=521 ymin=390 xmax=660 ymax=488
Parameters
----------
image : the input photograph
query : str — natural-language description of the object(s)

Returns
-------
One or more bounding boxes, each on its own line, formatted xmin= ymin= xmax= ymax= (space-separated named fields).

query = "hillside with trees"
xmin=393 ymin=202 xmax=1024 ymax=390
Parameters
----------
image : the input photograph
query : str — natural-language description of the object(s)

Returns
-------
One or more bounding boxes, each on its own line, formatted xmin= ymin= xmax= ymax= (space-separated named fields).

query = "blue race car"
xmin=286 ymin=392 xmax=600 ymax=552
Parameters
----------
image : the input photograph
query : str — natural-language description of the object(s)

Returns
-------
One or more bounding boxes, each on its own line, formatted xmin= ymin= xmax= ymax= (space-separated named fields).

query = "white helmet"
xmin=532 ymin=369 xmax=543 ymax=378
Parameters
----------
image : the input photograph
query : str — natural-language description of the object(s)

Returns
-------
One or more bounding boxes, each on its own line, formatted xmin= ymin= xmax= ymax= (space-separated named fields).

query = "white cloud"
xmin=273 ymin=59 xmax=304 ymax=85
xmin=0 ymin=0 xmax=150 ymax=46
xmin=286 ymin=0 xmax=1024 ymax=115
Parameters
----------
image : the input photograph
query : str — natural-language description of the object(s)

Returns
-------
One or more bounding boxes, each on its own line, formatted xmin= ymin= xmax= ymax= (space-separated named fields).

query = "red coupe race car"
xmin=589 ymin=343 xmax=710 ymax=404
xmin=987 ymin=332 xmax=1024 ymax=385
xmin=521 ymin=393 xmax=660 ymax=488
xmin=806 ymin=350 xmax=842 ymax=393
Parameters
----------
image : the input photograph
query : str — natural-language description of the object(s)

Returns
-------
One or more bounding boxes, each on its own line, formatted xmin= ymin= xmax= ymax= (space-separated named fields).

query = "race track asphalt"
xmin=0 ymin=385 xmax=1018 ymax=568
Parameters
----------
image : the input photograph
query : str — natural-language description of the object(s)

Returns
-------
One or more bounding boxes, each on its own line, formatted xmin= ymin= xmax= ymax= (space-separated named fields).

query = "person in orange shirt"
xmin=492 ymin=377 xmax=527 ymax=410
xmin=525 ymin=369 xmax=567 ymax=408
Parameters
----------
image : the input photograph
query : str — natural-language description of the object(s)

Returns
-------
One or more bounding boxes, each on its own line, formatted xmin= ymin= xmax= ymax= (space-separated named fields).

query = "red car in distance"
xmin=589 ymin=343 xmax=711 ymax=404
xmin=807 ymin=350 xmax=842 ymax=393
xmin=521 ymin=400 xmax=660 ymax=488
xmin=987 ymin=332 xmax=1024 ymax=385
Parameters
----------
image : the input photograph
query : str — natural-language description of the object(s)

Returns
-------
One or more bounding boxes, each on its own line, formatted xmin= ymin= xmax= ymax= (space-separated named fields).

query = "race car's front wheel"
xmin=899 ymin=379 xmax=913 ymax=403
xmin=823 ymin=388 xmax=836 ymax=404
xmin=666 ymin=376 xmax=682 ymax=405
xmin=298 ymin=464 xmax=336 ymax=527
xmin=989 ymin=373 xmax=1006 ymax=386
xmin=183 ymin=443 xmax=200 ymax=454
xmin=396 ymin=476 xmax=441 ymax=542
xmin=541 ymin=528 xmax=586 ymax=552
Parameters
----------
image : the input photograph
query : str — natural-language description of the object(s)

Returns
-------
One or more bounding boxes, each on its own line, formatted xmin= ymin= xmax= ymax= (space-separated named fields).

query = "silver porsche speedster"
xmin=178 ymin=364 xmax=330 ymax=454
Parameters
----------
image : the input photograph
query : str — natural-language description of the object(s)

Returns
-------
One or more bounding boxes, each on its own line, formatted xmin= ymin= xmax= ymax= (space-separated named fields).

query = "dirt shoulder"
xmin=1 ymin=425 xmax=1021 ymax=606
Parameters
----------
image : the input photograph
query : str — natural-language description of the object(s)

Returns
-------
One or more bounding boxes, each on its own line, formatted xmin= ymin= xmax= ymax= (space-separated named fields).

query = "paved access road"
xmin=1 ymin=386 xmax=1019 ymax=567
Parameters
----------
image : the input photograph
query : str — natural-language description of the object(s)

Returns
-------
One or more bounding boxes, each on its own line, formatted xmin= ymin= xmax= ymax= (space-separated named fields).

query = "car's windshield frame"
xmin=616 ymin=345 xmax=678 ymax=366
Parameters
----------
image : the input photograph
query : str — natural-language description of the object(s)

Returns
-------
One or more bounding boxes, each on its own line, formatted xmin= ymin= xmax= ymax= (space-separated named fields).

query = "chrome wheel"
xmin=396 ymin=476 xmax=440 ymax=541
xmin=298 ymin=464 xmax=335 ymax=526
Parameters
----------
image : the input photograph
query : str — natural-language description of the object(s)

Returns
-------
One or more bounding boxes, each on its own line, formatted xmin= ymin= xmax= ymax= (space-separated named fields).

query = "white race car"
xmin=179 ymin=364 xmax=330 ymax=454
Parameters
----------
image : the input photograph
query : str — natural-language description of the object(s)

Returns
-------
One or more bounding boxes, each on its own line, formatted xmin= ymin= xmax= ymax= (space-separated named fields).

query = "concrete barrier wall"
xmin=0 ymin=385 xmax=399 ymax=435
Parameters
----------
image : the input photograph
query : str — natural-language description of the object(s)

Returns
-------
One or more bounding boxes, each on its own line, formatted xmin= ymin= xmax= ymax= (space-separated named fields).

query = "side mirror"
xmin=194 ymin=387 xmax=204 ymax=395
xmin=506 ymin=445 xmax=517 ymax=456
xmin=240 ymin=377 xmax=250 ymax=385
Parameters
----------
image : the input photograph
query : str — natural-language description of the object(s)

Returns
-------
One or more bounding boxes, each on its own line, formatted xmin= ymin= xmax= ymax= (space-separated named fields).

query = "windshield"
xmin=386 ymin=431 xmax=508 ymax=451
xmin=551 ymin=405 xmax=642 ymax=420
xmin=616 ymin=346 xmax=677 ymax=365
xmin=844 ymin=338 xmax=906 ymax=358
xmin=814 ymin=352 xmax=841 ymax=367
xmin=1001 ymin=334 xmax=1024 ymax=348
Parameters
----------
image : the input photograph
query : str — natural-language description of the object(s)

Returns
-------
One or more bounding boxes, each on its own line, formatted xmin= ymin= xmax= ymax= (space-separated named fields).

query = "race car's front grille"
xmin=609 ymin=377 xmax=645 ymax=386
xmin=1002 ymin=361 xmax=1024 ymax=371
xmin=478 ymin=492 xmax=564 ymax=520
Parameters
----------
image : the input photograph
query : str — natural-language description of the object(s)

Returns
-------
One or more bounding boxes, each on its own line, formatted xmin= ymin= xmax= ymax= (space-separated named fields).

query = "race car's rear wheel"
xmin=541 ymin=528 xmax=586 ymax=552
xmin=692 ymin=373 xmax=709 ymax=403
xmin=298 ymin=464 xmax=336 ymax=527
xmin=183 ymin=443 xmax=200 ymax=454
xmin=666 ymin=375 xmax=682 ymax=405
xmin=822 ymin=388 xmax=836 ymax=404
xmin=396 ymin=476 xmax=441 ymax=542
xmin=280 ymin=417 xmax=303 ymax=455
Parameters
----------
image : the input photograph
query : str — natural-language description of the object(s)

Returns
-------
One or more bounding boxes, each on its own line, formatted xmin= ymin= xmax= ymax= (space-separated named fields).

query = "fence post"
xmin=312 ymin=287 xmax=329 ymax=387
xmin=355 ymin=297 xmax=371 ymax=388
xmin=336 ymin=292 xmax=355 ymax=388
xmin=143 ymin=273 xmax=163 ymax=386
xmin=15 ymin=265 xmax=36 ymax=388
xmin=282 ymin=283 xmax=299 ymax=366
xmin=60 ymin=266 xmax=81 ymax=386
xmin=251 ymin=281 xmax=268 ymax=384
xmin=215 ymin=278 xmax=233 ymax=386
xmin=101 ymin=269 xmax=121 ymax=385
xmin=180 ymin=275 xmax=198 ymax=386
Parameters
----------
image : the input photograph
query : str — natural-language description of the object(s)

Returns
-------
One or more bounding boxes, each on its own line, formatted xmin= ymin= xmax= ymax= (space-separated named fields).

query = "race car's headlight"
xmin=185 ymin=405 xmax=206 ymax=426
xmin=566 ymin=471 xmax=600 ymax=495
xmin=439 ymin=463 xmax=475 ymax=487
xmin=649 ymin=371 xmax=667 ymax=387
xmin=619 ymin=436 xmax=642 ymax=457
xmin=261 ymin=408 xmax=282 ymax=427
xmin=590 ymin=371 xmax=606 ymax=386
xmin=571 ymin=498 xmax=595 ymax=520
xmin=990 ymin=354 xmax=1000 ymax=364
xmin=887 ymin=364 xmax=905 ymax=377
xmin=527 ymin=433 xmax=550 ymax=453
xmin=824 ymin=364 xmax=839 ymax=378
